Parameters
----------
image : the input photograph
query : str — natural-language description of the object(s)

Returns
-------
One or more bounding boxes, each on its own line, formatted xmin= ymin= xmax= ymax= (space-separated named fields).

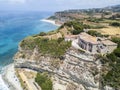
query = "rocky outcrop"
xmin=14 ymin=45 xmax=102 ymax=90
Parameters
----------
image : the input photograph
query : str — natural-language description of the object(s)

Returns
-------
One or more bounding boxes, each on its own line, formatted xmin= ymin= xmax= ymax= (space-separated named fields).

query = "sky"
xmin=0 ymin=0 xmax=120 ymax=11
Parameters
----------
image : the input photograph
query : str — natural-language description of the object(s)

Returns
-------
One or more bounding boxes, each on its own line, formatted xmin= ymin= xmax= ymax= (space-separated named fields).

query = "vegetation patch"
xmin=35 ymin=73 xmax=52 ymax=90
xmin=101 ymin=37 xmax=120 ymax=89
xmin=109 ymin=22 xmax=120 ymax=27
xmin=87 ymin=18 xmax=103 ymax=23
xmin=112 ymin=37 xmax=120 ymax=47
xmin=59 ymin=21 xmax=90 ymax=35
xmin=87 ymin=30 xmax=103 ymax=37
xmin=20 ymin=37 xmax=71 ymax=58
xmin=39 ymin=32 xmax=47 ymax=36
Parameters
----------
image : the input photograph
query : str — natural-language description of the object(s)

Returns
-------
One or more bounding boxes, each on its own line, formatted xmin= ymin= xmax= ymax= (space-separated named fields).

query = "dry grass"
xmin=43 ymin=32 xmax=62 ymax=39
xmin=59 ymin=26 xmax=71 ymax=36
xmin=94 ymin=26 xmax=120 ymax=36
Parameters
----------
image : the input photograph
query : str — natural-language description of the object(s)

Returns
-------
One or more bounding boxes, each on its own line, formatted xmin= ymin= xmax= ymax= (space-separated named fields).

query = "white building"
xmin=78 ymin=32 xmax=117 ymax=54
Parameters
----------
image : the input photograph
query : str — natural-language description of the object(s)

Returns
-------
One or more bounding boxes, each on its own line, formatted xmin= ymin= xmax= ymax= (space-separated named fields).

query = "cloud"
xmin=0 ymin=0 xmax=27 ymax=4
xmin=9 ymin=0 xmax=26 ymax=4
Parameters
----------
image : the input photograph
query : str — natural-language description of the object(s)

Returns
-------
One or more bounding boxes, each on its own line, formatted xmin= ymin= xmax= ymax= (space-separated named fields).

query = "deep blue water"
xmin=0 ymin=11 xmax=57 ymax=71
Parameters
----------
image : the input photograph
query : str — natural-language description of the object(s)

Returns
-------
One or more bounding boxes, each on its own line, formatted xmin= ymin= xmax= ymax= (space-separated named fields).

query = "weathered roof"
xmin=102 ymin=40 xmax=117 ymax=46
xmin=79 ymin=32 xmax=98 ymax=44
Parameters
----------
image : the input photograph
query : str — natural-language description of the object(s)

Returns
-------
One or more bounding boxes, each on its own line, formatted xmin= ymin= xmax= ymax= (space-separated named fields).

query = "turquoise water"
xmin=0 ymin=11 xmax=57 ymax=90
xmin=0 ymin=11 xmax=57 ymax=70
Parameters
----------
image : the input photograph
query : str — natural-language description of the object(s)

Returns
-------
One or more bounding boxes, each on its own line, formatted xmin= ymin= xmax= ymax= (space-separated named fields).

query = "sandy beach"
xmin=41 ymin=19 xmax=61 ymax=26
xmin=2 ymin=64 xmax=23 ymax=90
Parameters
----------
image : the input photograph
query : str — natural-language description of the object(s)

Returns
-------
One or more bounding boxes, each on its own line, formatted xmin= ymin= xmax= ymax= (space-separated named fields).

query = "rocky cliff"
xmin=14 ymin=43 xmax=103 ymax=90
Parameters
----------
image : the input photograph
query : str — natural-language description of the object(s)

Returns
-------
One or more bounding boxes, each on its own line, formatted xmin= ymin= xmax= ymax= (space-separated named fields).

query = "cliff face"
xmin=14 ymin=45 xmax=102 ymax=90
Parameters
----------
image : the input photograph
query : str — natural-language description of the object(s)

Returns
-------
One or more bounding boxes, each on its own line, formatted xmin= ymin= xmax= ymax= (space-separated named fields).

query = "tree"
xmin=114 ymin=48 xmax=120 ymax=58
xmin=112 ymin=37 xmax=120 ymax=48
xmin=106 ymin=53 xmax=117 ymax=62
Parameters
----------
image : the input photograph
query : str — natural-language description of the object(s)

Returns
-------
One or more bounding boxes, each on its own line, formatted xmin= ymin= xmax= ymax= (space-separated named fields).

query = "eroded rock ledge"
xmin=14 ymin=46 xmax=102 ymax=90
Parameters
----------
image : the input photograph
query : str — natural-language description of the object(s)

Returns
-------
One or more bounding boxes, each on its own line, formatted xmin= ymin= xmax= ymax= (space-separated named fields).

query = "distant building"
xmin=78 ymin=32 xmax=117 ymax=54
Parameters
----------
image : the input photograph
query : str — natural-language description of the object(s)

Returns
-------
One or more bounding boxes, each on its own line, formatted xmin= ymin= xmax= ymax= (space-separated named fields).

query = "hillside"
xmin=13 ymin=5 xmax=120 ymax=90
xmin=49 ymin=4 xmax=120 ymax=26
xmin=48 ymin=4 xmax=120 ymax=38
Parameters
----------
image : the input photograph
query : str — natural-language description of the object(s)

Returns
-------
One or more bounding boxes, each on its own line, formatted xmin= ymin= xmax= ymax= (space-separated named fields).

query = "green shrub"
xmin=57 ymin=37 xmax=64 ymax=43
xmin=71 ymin=29 xmax=83 ymax=35
xmin=20 ymin=37 xmax=36 ymax=50
xmin=20 ymin=37 xmax=71 ymax=58
xmin=106 ymin=53 xmax=117 ymax=62
xmin=59 ymin=21 xmax=91 ymax=35
xmin=113 ymin=48 xmax=120 ymax=57
xmin=87 ymin=18 xmax=103 ymax=23
xmin=111 ymin=37 xmax=120 ymax=48
xmin=101 ymin=38 xmax=120 ymax=89
xmin=35 ymin=73 xmax=52 ymax=90
xmin=87 ymin=30 xmax=103 ymax=37
xmin=109 ymin=22 xmax=120 ymax=27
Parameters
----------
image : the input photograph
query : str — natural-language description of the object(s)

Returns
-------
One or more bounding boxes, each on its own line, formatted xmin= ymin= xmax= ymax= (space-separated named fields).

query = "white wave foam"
xmin=0 ymin=75 xmax=9 ymax=90
xmin=41 ymin=19 xmax=61 ymax=26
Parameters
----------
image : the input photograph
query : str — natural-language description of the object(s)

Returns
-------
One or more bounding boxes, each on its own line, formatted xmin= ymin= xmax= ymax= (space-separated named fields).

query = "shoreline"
xmin=2 ymin=63 xmax=23 ymax=90
xmin=0 ymin=18 xmax=60 ymax=90
xmin=41 ymin=19 xmax=61 ymax=26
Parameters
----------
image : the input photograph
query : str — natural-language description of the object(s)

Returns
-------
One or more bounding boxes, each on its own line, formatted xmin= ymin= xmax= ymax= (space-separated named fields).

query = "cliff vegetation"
xmin=20 ymin=37 xmax=71 ymax=58
xmin=101 ymin=37 xmax=120 ymax=89
xmin=35 ymin=73 xmax=52 ymax=90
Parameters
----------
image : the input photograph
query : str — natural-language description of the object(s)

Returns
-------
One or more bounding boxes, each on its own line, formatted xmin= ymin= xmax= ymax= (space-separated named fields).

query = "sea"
xmin=0 ymin=11 xmax=58 ymax=90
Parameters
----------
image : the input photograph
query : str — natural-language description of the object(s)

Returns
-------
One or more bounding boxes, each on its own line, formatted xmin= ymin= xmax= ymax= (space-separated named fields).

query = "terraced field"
xmin=95 ymin=27 xmax=120 ymax=36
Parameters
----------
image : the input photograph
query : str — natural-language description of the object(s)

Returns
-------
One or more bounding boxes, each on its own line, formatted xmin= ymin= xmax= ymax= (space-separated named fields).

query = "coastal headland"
xmin=3 ymin=4 xmax=120 ymax=90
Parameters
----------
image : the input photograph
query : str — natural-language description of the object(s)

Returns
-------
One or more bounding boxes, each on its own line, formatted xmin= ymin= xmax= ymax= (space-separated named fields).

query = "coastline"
xmin=2 ymin=64 xmax=23 ymax=90
xmin=0 ymin=18 xmax=59 ymax=90
xmin=41 ymin=19 xmax=61 ymax=26
xmin=0 ymin=13 xmax=60 ymax=90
